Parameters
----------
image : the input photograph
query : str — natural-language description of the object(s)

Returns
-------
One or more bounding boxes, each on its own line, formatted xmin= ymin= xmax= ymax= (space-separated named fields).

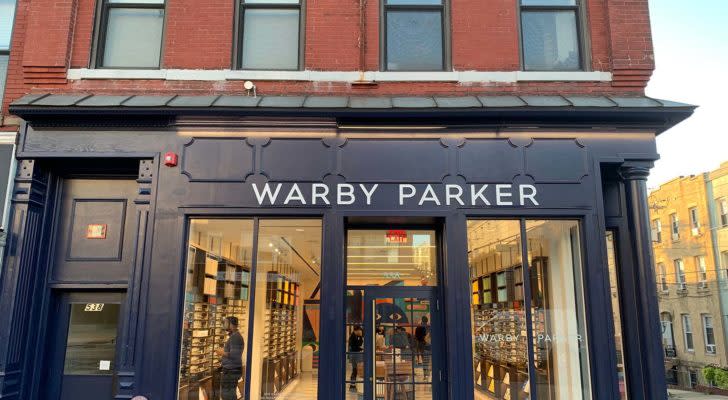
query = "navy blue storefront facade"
xmin=0 ymin=94 xmax=694 ymax=400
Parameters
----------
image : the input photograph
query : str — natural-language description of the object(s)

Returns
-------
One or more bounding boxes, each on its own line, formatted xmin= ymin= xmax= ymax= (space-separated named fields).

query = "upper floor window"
xmin=674 ymin=259 xmax=686 ymax=290
xmin=520 ymin=0 xmax=582 ymax=71
xmin=652 ymin=219 xmax=662 ymax=243
xmin=670 ymin=213 xmax=680 ymax=241
xmin=718 ymin=198 xmax=728 ymax=227
xmin=0 ymin=0 xmax=15 ymax=106
xmin=658 ymin=263 xmax=668 ymax=292
xmin=95 ymin=0 xmax=165 ymax=68
xmin=239 ymin=0 xmax=302 ymax=70
xmin=0 ymin=0 xmax=14 ymax=51
xmin=682 ymin=314 xmax=694 ymax=352
xmin=383 ymin=0 xmax=446 ymax=71
xmin=696 ymin=256 xmax=707 ymax=286
xmin=702 ymin=314 xmax=716 ymax=354
xmin=689 ymin=207 xmax=700 ymax=234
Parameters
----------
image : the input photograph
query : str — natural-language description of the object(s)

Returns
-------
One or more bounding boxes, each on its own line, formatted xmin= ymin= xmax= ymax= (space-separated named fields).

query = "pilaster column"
xmin=115 ymin=159 xmax=157 ymax=399
xmin=0 ymin=159 xmax=52 ymax=400
xmin=620 ymin=163 xmax=667 ymax=400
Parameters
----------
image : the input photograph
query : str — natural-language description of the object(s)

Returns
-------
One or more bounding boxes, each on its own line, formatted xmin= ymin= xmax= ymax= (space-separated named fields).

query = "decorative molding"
xmin=67 ymin=68 xmax=613 ymax=83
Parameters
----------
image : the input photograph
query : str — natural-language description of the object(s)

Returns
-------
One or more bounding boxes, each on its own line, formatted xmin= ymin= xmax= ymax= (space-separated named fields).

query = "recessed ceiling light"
xmin=296 ymin=228 xmax=305 ymax=232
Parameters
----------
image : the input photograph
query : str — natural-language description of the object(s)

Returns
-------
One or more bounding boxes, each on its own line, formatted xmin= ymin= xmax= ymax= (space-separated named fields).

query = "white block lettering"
xmin=359 ymin=184 xmax=379 ymax=205
xmin=496 ymin=184 xmax=513 ymax=206
xmin=519 ymin=184 xmax=539 ymax=206
xmin=445 ymin=184 xmax=465 ymax=206
xmin=399 ymin=184 xmax=416 ymax=205
xmin=252 ymin=183 xmax=282 ymax=205
xmin=284 ymin=183 xmax=306 ymax=205
xmin=419 ymin=184 xmax=441 ymax=206
xmin=338 ymin=184 xmax=355 ymax=205
xmin=470 ymin=184 xmax=490 ymax=206
xmin=312 ymin=183 xmax=330 ymax=205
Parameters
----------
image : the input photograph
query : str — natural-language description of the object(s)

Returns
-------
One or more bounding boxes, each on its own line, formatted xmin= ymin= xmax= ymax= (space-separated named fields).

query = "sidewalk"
xmin=670 ymin=389 xmax=728 ymax=399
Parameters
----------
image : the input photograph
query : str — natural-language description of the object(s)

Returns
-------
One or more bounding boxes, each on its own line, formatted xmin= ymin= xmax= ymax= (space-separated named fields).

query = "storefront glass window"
xmin=178 ymin=219 xmax=254 ymax=400
xmin=468 ymin=219 xmax=591 ymax=400
xmin=526 ymin=220 xmax=591 ymax=399
xmin=178 ymin=218 xmax=321 ymax=400
xmin=467 ymin=220 xmax=529 ymax=400
xmin=347 ymin=229 xmax=438 ymax=286
xmin=606 ymin=231 xmax=628 ymax=399
xmin=249 ymin=219 xmax=321 ymax=400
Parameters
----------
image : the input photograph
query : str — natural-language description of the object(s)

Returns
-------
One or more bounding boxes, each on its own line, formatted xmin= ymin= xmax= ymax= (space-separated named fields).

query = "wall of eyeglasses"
xmin=178 ymin=245 xmax=251 ymax=400
xmin=260 ymin=270 xmax=300 ymax=397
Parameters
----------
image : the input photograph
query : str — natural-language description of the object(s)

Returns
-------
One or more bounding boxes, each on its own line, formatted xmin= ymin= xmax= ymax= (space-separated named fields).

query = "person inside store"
xmin=216 ymin=316 xmax=244 ymax=400
xmin=415 ymin=316 xmax=428 ymax=364
xmin=348 ymin=325 xmax=364 ymax=391
xmin=391 ymin=326 xmax=410 ymax=354
xmin=375 ymin=325 xmax=387 ymax=352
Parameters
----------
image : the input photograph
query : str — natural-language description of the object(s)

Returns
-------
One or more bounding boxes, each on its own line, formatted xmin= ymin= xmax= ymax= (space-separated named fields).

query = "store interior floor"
xmin=276 ymin=372 xmax=318 ymax=400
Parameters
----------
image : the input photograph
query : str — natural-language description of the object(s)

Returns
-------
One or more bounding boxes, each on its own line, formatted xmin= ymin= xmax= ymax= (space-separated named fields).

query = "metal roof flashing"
xmin=10 ymin=94 xmax=696 ymax=134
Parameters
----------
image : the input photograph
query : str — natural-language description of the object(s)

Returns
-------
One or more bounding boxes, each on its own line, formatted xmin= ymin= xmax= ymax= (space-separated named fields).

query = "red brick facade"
xmin=1 ymin=0 xmax=656 ymax=122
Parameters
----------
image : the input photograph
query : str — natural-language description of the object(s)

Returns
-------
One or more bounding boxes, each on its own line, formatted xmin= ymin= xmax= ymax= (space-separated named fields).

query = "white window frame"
xmin=682 ymin=314 xmax=694 ymax=352
xmin=658 ymin=263 xmax=668 ymax=292
xmin=675 ymin=259 xmax=686 ymax=291
xmin=689 ymin=207 xmax=700 ymax=235
xmin=670 ymin=213 xmax=680 ymax=241
xmin=696 ymin=256 xmax=707 ymax=287
xmin=702 ymin=314 xmax=716 ymax=354
xmin=719 ymin=198 xmax=728 ymax=227
xmin=652 ymin=219 xmax=662 ymax=243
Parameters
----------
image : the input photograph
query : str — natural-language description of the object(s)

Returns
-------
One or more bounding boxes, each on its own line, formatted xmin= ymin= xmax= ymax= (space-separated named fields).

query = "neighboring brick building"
xmin=0 ymin=1 xmax=696 ymax=400
xmin=649 ymin=162 xmax=728 ymax=391
xmin=649 ymin=175 xmax=726 ymax=389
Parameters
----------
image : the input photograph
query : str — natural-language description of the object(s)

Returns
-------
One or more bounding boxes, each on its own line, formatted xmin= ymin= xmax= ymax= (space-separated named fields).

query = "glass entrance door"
xmin=45 ymin=291 xmax=125 ymax=400
xmin=347 ymin=287 xmax=442 ymax=400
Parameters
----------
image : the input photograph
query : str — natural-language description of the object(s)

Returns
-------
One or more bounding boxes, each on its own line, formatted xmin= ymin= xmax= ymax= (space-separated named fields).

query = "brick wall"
xmin=1 ymin=0 xmax=657 ymax=122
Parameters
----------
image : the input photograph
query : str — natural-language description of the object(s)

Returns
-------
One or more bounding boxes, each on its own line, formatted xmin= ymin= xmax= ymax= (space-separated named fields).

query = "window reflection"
xmin=468 ymin=220 xmax=591 ymax=400
xmin=63 ymin=303 xmax=120 ymax=376
xmin=249 ymin=219 xmax=321 ymax=400
xmin=526 ymin=220 xmax=591 ymax=399
xmin=178 ymin=219 xmax=254 ymax=400
xmin=347 ymin=230 xmax=438 ymax=286
xmin=468 ymin=220 xmax=529 ymax=400
xmin=178 ymin=219 xmax=321 ymax=400
xmin=606 ymin=231 xmax=628 ymax=399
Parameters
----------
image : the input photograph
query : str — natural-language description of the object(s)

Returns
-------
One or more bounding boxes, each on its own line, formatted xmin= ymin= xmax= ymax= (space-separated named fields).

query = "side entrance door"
xmin=362 ymin=286 xmax=443 ymax=400
xmin=45 ymin=291 xmax=125 ymax=400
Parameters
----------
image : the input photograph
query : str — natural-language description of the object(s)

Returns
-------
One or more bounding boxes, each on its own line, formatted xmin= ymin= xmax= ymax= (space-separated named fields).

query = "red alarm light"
xmin=164 ymin=152 xmax=178 ymax=167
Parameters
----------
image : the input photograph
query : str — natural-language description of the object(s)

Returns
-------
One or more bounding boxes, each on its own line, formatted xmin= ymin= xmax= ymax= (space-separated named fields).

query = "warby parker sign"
xmin=251 ymin=183 xmax=540 ymax=207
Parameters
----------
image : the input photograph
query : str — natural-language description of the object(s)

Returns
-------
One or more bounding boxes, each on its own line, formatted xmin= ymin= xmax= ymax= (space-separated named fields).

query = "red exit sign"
xmin=386 ymin=230 xmax=407 ymax=244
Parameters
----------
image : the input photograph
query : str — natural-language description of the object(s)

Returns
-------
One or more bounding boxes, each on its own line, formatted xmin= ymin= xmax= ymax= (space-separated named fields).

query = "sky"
xmin=646 ymin=0 xmax=728 ymax=188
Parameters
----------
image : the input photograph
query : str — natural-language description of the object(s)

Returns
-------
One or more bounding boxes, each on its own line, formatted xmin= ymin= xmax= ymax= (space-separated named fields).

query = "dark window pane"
xmin=245 ymin=0 xmax=299 ymax=3
xmin=0 ymin=143 xmax=13 ymax=227
xmin=522 ymin=0 xmax=576 ymax=5
xmin=386 ymin=11 xmax=443 ymax=71
xmin=0 ymin=54 xmax=8 ymax=105
xmin=63 ymin=303 xmax=120 ymax=375
xmin=108 ymin=0 xmax=163 ymax=3
xmin=387 ymin=0 xmax=442 ymax=4
xmin=102 ymin=8 xmax=163 ymax=67
xmin=0 ymin=0 xmax=15 ymax=50
xmin=522 ymin=11 xmax=580 ymax=71
xmin=242 ymin=9 xmax=300 ymax=70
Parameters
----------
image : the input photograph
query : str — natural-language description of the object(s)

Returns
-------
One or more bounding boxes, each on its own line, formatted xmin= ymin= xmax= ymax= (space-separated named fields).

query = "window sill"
xmin=67 ymin=68 xmax=613 ymax=83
